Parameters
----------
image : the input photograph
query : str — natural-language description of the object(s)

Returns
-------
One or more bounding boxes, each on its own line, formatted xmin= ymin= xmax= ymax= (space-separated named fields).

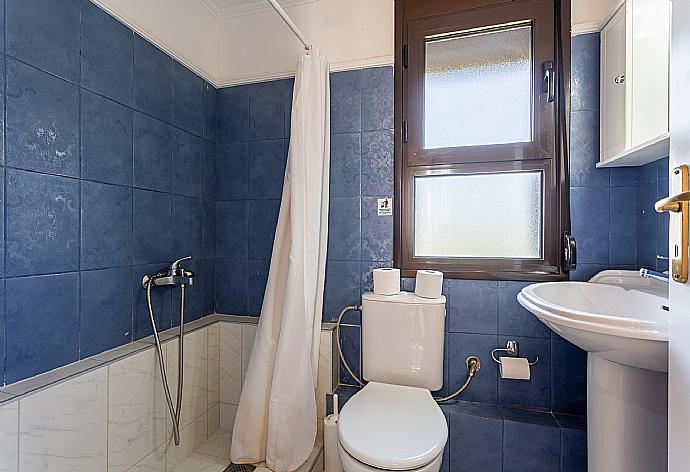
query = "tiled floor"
xmin=176 ymin=429 xmax=324 ymax=472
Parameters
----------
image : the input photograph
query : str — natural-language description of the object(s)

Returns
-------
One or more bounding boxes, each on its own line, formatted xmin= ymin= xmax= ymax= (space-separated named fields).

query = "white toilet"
xmin=337 ymin=291 xmax=448 ymax=472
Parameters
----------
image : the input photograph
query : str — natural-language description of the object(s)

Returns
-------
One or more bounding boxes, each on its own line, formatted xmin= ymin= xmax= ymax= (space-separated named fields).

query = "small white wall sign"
xmin=377 ymin=198 xmax=393 ymax=216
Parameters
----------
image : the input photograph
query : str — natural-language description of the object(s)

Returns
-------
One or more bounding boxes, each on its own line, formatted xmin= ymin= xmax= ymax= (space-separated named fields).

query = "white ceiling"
xmin=572 ymin=0 xmax=620 ymax=34
xmin=199 ymin=0 xmax=317 ymax=18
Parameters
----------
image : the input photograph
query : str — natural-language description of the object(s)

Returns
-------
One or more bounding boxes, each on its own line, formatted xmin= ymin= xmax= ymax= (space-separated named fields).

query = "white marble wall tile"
xmin=219 ymin=323 xmax=242 ymax=405
xmin=219 ymin=403 xmax=238 ymax=433
xmin=19 ymin=367 xmax=108 ymax=472
xmin=107 ymin=347 xmax=167 ymax=472
xmin=316 ymin=330 xmax=334 ymax=420
xmin=208 ymin=404 xmax=220 ymax=437
xmin=197 ymin=430 xmax=232 ymax=459
xmin=165 ymin=328 xmax=208 ymax=430
xmin=0 ymin=401 xmax=18 ymax=472
xmin=241 ymin=324 xmax=257 ymax=386
xmin=127 ymin=444 xmax=165 ymax=472
xmin=165 ymin=411 xmax=208 ymax=471
xmin=208 ymin=324 xmax=220 ymax=409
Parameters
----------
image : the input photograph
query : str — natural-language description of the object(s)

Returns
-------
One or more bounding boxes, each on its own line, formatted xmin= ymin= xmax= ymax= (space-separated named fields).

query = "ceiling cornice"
xmin=198 ymin=0 xmax=317 ymax=19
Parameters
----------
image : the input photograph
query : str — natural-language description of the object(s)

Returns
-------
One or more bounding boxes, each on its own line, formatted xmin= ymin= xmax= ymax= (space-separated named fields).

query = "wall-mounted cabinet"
xmin=597 ymin=0 xmax=670 ymax=168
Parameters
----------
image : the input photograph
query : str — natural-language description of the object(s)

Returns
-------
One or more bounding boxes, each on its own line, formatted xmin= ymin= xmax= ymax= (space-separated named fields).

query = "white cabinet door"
xmin=600 ymin=5 xmax=627 ymax=161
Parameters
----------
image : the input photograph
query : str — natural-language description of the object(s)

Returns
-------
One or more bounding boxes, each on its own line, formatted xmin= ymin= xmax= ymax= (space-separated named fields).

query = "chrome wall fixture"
xmin=142 ymin=256 xmax=195 ymax=446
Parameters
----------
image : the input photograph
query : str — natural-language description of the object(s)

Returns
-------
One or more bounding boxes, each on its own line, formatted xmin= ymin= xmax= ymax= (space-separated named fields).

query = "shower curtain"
xmin=230 ymin=48 xmax=330 ymax=472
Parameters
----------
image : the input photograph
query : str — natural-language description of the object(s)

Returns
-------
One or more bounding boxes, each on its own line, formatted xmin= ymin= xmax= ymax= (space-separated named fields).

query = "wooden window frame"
xmin=394 ymin=0 xmax=571 ymax=281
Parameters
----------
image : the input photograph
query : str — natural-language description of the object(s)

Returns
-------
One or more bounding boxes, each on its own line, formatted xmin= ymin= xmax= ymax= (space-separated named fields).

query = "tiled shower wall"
xmin=0 ymin=0 xmax=217 ymax=385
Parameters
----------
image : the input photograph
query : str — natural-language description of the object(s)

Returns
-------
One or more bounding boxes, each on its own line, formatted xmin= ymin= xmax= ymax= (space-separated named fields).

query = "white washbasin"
xmin=517 ymin=270 xmax=669 ymax=372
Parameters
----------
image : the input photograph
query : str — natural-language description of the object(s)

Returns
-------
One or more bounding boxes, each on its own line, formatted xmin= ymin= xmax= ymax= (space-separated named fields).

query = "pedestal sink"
xmin=518 ymin=270 xmax=669 ymax=472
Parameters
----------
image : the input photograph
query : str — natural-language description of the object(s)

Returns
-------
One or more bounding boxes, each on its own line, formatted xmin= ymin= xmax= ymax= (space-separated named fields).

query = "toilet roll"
xmin=324 ymin=414 xmax=343 ymax=472
xmin=499 ymin=357 xmax=531 ymax=380
xmin=414 ymin=270 xmax=444 ymax=298
xmin=373 ymin=268 xmax=400 ymax=295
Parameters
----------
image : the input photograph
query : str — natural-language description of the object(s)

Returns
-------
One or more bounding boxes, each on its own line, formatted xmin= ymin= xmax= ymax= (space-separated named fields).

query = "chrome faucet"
xmin=142 ymin=256 xmax=195 ymax=288
xmin=639 ymin=268 xmax=669 ymax=283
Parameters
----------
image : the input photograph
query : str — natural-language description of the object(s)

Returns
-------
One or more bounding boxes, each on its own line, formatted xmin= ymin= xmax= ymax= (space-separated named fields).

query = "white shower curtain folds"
xmin=230 ymin=48 xmax=330 ymax=472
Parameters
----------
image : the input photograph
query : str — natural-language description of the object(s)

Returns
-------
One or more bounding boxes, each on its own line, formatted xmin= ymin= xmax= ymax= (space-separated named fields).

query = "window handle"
xmin=542 ymin=61 xmax=555 ymax=102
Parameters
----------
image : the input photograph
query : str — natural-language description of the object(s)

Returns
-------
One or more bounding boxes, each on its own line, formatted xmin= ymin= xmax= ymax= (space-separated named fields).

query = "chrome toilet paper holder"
xmin=491 ymin=340 xmax=539 ymax=366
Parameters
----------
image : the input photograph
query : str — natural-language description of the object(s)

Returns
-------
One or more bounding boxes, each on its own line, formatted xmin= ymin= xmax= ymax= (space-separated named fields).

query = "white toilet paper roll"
xmin=414 ymin=270 xmax=444 ymax=298
xmin=499 ymin=357 xmax=531 ymax=380
xmin=373 ymin=268 xmax=400 ymax=295
xmin=324 ymin=414 xmax=343 ymax=472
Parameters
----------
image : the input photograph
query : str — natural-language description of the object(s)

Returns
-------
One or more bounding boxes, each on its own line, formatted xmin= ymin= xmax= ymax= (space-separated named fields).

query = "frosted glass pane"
xmin=414 ymin=172 xmax=542 ymax=258
xmin=424 ymin=25 xmax=532 ymax=149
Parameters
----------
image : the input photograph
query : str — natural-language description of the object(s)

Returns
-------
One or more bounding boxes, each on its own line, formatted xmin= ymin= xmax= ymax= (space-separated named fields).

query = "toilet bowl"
xmin=337 ymin=382 xmax=448 ymax=472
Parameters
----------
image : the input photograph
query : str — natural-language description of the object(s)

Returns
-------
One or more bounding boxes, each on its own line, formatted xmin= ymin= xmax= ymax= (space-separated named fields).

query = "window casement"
xmin=394 ymin=0 xmax=571 ymax=281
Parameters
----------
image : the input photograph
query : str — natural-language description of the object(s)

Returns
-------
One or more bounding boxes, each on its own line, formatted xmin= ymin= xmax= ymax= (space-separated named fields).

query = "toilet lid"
xmin=337 ymin=382 xmax=448 ymax=471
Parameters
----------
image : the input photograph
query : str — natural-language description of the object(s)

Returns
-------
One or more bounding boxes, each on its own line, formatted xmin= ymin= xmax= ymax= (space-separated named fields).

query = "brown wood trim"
xmin=394 ymin=0 xmax=571 ymax=282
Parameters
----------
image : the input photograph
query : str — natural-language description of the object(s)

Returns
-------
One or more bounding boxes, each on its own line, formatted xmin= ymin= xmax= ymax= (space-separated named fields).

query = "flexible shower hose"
xmin=335 ymin=305 xmax=480 ymax=403
xmin=146 ymin=279 xmax=185 ymax=446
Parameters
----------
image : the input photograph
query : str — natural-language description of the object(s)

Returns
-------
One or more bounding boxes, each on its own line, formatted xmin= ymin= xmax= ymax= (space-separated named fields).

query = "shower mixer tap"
xmin=141 ymin=256 xmax=195 ymax=288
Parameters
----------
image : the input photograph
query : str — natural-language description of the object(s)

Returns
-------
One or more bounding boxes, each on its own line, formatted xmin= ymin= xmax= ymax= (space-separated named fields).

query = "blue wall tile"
xmin=216 ymin=200 xmax=249 ymax=259
xmin=6 ymin=169 xmax=79 ymax=276
xmin=133 ymin=189 xmax=172 ymax=265
xmin=498 ymin=336 xmax=551 ymax=411
xmin=249 ymin=199 xmax=280 ymax=260
xmin=338 ymin=325 xmax=361 ymax=385
xmin=328 ymin=197 xmax=361 ymax=261
xmin=5 ymin=273 xmax=79 ymax=383
xmin=0 ymin=281 xmax=4 ymax=383
xmin=172 ymin=130 xmax=203 ymax=197
xmin=561 ymin=428 xmax=587 ymax=472
xmin=323 ymin=260 xmax=361 ymax=322
xmin=448 ymin=409 xmax=503 ymax=472
xmin=203 ymin=199 xmax=217 ymax=260
xmin=331 ymin=70 xmax=362 ymax=133
xmin=446 ymin=333 xmax=498 ymax=404
xmin=551 ymin=338 xmax=587 ymax=415
xmin=248 ymin=258 xmax=270 ymax=316
xmin=570 ymin=110 xmax=606 ymax=187
xmin=216 ymin=142 xmax=249 ymax=200
xmin=81 ymin=181 xmax=133 ymax=269
xmin=203 ymin=82 xmax=218 ymax=142
xmin=284 ymin=79 xmax=294 ymax=137
xmin=6 ymin=59 xmax=79 ymax=177
xmin=6 ymin=0 xmax=80 ymax=82
xmin=361 ymin=130 xmax=394 ymax=197
xmin=173 ymin=61 xmax=204 ymax=136
xmin=361 ymin=67 xmax=394 ymax=131
xmin=0 ymin=3 xmax=216 ymax=385
xmin=571 ymin=186 xmax=610 ymax=264
xmin=81 ymin=90 xmax=134 ymax=186
xmin=132 ymin=263 xmax=172 ymax=339
xmin=249 ymin=139 xmax=287 ymax=199
xmin=81 ymin=0 xmax=134 ymax=105
xmin=133 ymin=34 xmax=173 ymax=122
xmin=571 ymin=33 xmax=600 ymax=112
xmin=330 ymin=133 xmax=361 ymax=198
xmin=447 ymin=280 xmax=498 ymax=335
xmin=218 ymin=85 xmax=249 ymax=143
xmin=215 ymin=258 xmax=248 ymax=314
xmin=172 ymin=195 xmax=203 ymax=262
xmin=133 ymin=113 xmax=172 ymax=193
xmin=637 ymin=182 xmax=658 ymax=268
xmin=498 ymin=281 xmax=550 ymax=338
xmin=203 ymin=140 xmax=217 ymax=200
xmin=362 ymin=197 xmax=393 ymax=261
xmin=250 ymin=80 xmax=285 ymax=140
xmin=610 ymin=186 xmax=637 ymax=265
xmin=502 ymin=412 xmax=560 ymax=472
xmin=80 ymin=267 xmax=133 ymax=358
xmin=202 ymin=259 xmax=216 ymax=314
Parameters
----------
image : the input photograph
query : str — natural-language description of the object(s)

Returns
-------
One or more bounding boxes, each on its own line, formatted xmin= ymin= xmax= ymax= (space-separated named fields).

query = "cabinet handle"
xmin=614 ymin=75 xmax=626 ymax=84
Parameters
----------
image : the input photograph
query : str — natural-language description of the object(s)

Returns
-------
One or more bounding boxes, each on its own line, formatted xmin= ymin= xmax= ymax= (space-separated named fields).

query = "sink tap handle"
xmin=169 ymin=256 xmax=192 ymax=274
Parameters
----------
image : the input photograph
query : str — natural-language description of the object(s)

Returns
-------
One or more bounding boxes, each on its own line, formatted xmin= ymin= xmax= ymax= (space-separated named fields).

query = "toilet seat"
xmin=337 ymin=382 xmax=448 ymax=471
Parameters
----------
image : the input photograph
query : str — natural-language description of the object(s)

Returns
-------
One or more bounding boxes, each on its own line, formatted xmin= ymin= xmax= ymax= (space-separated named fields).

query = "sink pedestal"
xmin=588 ymin=354 xmax=667 ymax=472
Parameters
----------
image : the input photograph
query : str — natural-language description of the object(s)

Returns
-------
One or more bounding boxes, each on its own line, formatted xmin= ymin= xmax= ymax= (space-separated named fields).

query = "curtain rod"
xmin=266 ymin=0 xmax=312 ymax=51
